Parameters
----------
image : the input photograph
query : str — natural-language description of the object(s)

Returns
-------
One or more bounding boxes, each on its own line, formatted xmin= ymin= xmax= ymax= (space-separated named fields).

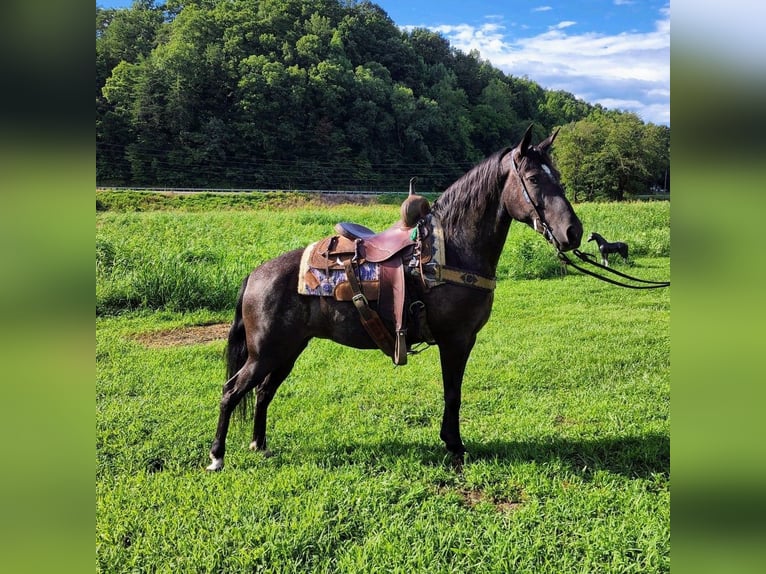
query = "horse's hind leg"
xmin=249 ymin=341 xmax=308 ymax=453
xmin=207 ymin=357 xmax=269 ymax=471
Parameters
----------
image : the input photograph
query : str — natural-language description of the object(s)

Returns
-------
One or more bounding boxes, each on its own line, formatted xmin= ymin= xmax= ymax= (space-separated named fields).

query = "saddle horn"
xmin=402 ymin=176 xmax=430 ymax=227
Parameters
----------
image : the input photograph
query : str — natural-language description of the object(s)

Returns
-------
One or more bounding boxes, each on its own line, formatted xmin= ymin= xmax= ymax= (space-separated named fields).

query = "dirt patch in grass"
xmin=440 ymin=486 xmax=524 ymax=513
xmin=133 ymin=323 xmax=230 ymax=348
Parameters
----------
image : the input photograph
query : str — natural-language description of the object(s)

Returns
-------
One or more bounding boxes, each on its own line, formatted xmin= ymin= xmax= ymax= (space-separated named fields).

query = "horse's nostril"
xmin=566 ymin=224 xmax=582 ymax=249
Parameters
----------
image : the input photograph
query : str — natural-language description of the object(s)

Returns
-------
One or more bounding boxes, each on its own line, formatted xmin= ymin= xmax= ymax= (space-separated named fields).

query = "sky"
xmin=97 ymin=0 xmax=670 ymax=125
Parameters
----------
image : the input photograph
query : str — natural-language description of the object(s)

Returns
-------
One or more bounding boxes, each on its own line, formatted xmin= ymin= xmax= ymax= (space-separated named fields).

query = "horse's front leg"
xmin=438 ymin=335 xmax=476 ymax=466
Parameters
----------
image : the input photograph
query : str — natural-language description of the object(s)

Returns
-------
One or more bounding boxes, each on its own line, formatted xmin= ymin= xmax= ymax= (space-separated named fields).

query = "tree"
xmin=471 ymin=79 xmax=519 ymax=155
xmin=97 ymin=1 xmax=164 ymax=183
xmin=538 ymin=90 xmax=592 ymax=131
xmin=555 ymin=111 xmax=670 ymax=201
xmin=642 ymin=123 xmax=671 ymax=193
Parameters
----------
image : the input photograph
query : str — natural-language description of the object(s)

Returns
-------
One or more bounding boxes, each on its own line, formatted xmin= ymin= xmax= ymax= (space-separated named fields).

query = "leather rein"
xmin=511 ymin=151 xmax=670 ymax=290
xmin=555 ymin=250 xmax=670 ymax=289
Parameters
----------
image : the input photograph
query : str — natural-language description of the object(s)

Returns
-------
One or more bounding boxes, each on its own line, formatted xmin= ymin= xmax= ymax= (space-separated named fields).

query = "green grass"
xmin=96 ymin=197 xmax=669 ymax=314
xmin=96 ymin=197 xmax=669 ymax=573
xmin=96 ymin=190 xmax=322 ymax=212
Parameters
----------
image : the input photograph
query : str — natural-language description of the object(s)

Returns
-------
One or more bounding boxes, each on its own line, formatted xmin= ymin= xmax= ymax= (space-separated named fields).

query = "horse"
xmin=587 ymin=232 xmax=629 ymax=266
xmin=207 ymin=125 xmax=583 ymax=471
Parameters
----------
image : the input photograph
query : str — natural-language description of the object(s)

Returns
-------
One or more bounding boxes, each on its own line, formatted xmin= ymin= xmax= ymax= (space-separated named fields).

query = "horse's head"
xmin=502 ymin=125 xmax=582 ymax=252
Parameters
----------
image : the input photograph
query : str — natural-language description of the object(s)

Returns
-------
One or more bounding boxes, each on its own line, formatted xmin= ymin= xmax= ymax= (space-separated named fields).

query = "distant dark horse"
xmin=207 ymin=126 xmax=583 ymax=471
xmin=588 ymin=232 xmax=629 ymax=266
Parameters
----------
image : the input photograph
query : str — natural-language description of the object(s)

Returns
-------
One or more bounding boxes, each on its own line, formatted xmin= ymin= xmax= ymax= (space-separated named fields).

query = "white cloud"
xmin=552 ymin=21 xmax=576 ymax=30
xmin=533 ymin=6 xmax=553 ymax=11
xmin=419 ymin=7 xmax=670 ymax=125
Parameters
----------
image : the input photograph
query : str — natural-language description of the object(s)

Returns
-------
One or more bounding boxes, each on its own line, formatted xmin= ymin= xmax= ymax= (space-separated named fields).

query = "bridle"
xmin=511 ymin=150 xmax=560 ymax=250
xmin=511 ymin=150 xmax=670 ymax=290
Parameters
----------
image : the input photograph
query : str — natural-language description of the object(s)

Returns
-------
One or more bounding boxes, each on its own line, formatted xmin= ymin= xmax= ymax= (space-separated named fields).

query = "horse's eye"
xmin=528 ymin=175 xmax=539 ymax=185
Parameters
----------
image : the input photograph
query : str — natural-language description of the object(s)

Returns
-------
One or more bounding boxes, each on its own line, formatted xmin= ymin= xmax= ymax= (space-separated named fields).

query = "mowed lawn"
xmin=97 ymin=197 xmax=669 ymax=573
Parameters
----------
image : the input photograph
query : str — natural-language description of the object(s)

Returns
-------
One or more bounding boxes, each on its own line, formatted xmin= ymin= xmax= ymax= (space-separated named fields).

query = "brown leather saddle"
xmin=303 ymin=195 xmax=433 ymax=365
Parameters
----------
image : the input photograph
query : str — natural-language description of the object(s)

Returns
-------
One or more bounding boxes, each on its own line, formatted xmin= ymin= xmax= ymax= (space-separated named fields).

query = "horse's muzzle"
xmin=557 ymin=222 xmax=583 ymax=252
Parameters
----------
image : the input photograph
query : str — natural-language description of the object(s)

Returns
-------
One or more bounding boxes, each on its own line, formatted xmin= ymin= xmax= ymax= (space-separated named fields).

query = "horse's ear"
xmin=538 ymin=127 xmax=560 ymax=152
xmin=517 ymin=124 xmax=534 ymax=157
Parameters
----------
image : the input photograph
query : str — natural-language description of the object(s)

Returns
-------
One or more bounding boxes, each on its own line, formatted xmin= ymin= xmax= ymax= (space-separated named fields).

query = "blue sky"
xmin=97 ymin=0 xmax=670 ymax=125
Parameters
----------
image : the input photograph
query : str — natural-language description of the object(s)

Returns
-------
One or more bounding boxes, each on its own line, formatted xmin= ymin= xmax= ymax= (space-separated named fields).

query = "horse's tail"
xmin=224 ymin=276 xmax=252 ymax=421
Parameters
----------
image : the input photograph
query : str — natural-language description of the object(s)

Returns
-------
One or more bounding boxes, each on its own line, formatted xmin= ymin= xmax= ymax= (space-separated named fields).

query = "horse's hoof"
xmin=249 ymin=442 xmax=274 ymax=457
xmin=450 ymin=453 xmax=465 ymax=473
xmin=206 ymin=456 xmax=224 ymax=471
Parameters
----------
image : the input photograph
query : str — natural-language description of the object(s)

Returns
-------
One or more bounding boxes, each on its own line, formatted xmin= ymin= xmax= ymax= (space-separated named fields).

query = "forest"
xmin=96 ymin=0 xmax=670 ymax=200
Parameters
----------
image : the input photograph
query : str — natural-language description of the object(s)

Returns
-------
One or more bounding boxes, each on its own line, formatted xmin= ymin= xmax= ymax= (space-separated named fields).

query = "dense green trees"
xmin=97 ymin=0 xmax=669 ymax=199
xmin=555 ymin=111 xmax=670 ymax=201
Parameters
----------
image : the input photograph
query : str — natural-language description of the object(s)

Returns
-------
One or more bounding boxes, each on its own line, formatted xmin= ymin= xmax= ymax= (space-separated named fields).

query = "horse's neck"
xmin=436 ymin=200 xmax=511 ymax=278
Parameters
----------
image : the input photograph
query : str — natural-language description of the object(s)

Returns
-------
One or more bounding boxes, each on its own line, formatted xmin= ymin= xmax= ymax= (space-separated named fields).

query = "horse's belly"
xmin=312 ymin=297 xmax=383 ymax=350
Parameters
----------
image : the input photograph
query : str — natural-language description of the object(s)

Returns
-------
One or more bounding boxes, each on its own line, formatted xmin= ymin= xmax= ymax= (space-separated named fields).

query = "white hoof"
xmin=206 ymin=455 xmax=224 ymax=471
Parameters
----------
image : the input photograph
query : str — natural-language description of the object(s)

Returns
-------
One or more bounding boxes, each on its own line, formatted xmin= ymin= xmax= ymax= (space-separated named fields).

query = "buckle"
xmin=352 ymin=292 xmax=368 ymax=306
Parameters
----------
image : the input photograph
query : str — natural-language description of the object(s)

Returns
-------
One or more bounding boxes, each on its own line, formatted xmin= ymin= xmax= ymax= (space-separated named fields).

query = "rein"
xmin=557 ymin=249 xmax=670 ymax=289
xmin=511 ymin=151 xmax=670 ymax=290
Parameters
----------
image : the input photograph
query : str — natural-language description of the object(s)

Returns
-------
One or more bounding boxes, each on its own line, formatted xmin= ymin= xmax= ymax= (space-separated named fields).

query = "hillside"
xmin=96 ymin=0 xmax=667 ymax=198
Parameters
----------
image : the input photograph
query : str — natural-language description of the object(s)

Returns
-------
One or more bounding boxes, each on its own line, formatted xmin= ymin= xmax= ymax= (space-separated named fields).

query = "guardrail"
xmin=97 ymin=187 xmax=670 ymax=200
xmin=96 ymin=186 xmax=405 ymax=195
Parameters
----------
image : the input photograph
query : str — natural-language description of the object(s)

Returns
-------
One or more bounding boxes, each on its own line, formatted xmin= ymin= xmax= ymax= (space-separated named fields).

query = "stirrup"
xmin=394 ymin=329 xmax=407 ymax=366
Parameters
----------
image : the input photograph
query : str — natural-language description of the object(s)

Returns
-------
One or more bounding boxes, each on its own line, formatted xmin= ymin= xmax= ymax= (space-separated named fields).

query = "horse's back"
xmin=246 ymin=248 xmax=303 ymax=300
xmin=618 ymin=242 xmax=629 ymax=258
xmin=241 ymin=248 xmax=383 ymax=351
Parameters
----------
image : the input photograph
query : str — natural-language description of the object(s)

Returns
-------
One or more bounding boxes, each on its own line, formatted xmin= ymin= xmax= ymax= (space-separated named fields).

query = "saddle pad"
xmin=298 ymin=241 xmax=379 ymax=298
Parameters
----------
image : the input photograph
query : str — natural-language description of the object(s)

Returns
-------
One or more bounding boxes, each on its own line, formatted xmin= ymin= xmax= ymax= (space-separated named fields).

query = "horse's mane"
xmin=432 ymin=148 xmax=511 ymax=239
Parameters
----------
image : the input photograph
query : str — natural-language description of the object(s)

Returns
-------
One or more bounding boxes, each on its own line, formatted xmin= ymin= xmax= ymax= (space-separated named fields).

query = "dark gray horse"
xmin=207 ymin=126 xmax=583 ymax=471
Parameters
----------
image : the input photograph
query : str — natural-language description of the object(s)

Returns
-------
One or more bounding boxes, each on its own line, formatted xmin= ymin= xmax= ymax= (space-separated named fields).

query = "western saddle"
xmin=303 ymin=193 xmax=433 ymax=365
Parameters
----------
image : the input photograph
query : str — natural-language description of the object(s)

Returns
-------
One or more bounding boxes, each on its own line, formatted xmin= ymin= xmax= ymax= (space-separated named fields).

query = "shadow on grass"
xmin=282 ymin=433 xmax=669 ymax=479
xmin=468 ymin=434 xmax=669 ymax=479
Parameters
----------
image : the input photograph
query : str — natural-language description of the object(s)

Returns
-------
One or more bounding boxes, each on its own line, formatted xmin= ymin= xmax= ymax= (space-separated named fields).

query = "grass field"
xmin=96 ymin=194 xmax=669 ymax=573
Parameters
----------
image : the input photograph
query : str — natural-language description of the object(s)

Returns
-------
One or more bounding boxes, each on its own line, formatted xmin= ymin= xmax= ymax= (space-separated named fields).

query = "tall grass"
xmin=96 ymin=197 xmax=669 ymax=314
xmin=577 ymin=201 xmax=671 ymax=258
xmin=96 ymin=190 xmax=320 ymax=212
